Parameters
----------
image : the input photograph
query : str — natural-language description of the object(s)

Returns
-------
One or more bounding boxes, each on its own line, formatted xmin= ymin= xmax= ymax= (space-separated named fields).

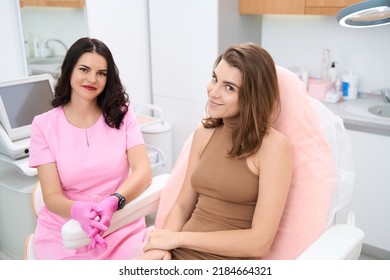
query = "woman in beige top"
xmin=140 ymin=43 xmax=292 ymax=260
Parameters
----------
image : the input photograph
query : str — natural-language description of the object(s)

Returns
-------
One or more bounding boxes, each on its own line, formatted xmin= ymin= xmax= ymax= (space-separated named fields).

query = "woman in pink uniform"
xmin=29 ymin=37 xmax=152 ymax=259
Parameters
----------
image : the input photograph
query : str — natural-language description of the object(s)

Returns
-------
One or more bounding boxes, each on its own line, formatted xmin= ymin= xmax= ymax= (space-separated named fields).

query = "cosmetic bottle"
xmin=342 ymin=70 xmax=358 ymax=100
xmin=33 ymin=37 xmax=41 ymax=58
xmin=321 ymin=49 xmax=331 ymax=82
xmin=329 ymin=62 xmax=338 ymax=83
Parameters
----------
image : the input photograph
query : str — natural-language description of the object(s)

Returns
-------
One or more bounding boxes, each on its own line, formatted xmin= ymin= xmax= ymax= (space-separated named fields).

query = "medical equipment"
xmin=0 ymin=74 xmax=54 ymax=159
xmin=134 ymin=103 xmax=173 ymax=176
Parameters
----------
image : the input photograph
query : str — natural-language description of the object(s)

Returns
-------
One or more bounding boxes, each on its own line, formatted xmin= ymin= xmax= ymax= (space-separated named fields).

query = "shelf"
xmin=20 ymin=0 xmax=85 ymax=8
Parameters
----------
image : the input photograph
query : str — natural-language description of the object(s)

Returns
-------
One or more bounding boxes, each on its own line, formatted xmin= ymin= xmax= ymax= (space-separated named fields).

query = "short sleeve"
xmin=125 ymin=106 xmax=144 ymax=149
xmin=29 ymin=115 xmax=55 ymax=168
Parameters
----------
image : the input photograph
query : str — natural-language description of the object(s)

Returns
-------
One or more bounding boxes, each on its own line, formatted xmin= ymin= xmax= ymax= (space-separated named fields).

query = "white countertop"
xmin=322 ymin=97 xmax=390 ymax=136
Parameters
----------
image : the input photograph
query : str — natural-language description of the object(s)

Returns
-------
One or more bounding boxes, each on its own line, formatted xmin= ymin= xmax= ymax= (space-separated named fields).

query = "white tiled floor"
xmin=358 ymin=253 xmax=379 ymax=260
xmin=0 ymin=249 xmax=14 ymax=260
xmin=0 ymin=248 xmax=379 ymax=260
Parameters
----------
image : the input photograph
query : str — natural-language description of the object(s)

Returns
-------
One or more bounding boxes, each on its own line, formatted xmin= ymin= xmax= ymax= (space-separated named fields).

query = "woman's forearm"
xmin=44 ymin=192 xmax=74 ymax=218
xmin=162 ymin=204 xmax=193 ymax=232
xmin=177 ymin=229 xmax=273 ymax=258
xmin=145 ymin=228 xmax=273 ymax=259
xmin=116 ymin=166 xmax=152 ymax=205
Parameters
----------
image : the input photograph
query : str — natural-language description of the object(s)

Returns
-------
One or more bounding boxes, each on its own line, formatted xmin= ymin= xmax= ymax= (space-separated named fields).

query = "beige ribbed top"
xmin=172 ymin=124 xmax=259 ymax=260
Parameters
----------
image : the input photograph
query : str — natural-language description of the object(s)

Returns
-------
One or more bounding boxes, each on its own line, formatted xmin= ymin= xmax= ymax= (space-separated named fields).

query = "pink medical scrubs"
xmin=29 ymin=106 xmax=146 ymax=259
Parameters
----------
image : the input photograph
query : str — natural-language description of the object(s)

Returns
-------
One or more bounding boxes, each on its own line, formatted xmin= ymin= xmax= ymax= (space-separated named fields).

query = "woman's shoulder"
xmin=193 ymin=123 xmax=215 ymax=142
xmin=191 ymin=124 xmax=215 ymax=155
xmin=33 ymin=107 xmax=62 ymax=125
xmin=261 ymin=127 xmax=291 ymax=153
xmin=122 ymin=105 xmax=137 ymax=123
xmin=267 ymin=127 xmax=288 ymax=139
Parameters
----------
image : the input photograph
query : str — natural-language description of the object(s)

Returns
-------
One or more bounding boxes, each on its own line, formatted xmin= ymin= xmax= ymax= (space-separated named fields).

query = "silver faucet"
xmin=41 ymin=38 xmax=68 ymax=56
xmin=380 ymin=88 xmax=390 ymax=103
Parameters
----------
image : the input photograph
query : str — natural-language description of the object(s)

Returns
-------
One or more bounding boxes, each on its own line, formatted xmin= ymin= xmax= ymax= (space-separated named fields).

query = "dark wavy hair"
xmin=202 ymin=43 xmax=280 ymax=158
xmin=52 ymin=37 xmax=128 ymax=129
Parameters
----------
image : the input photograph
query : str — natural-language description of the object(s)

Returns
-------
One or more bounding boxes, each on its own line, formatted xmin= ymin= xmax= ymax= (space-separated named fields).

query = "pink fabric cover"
xmin=154 ymin=135 xmax=193 ymax=229
xmin=266 ymin=66 xmax=334 ymax=259
xmin=154 ymin=66 xmax=334 ymax=259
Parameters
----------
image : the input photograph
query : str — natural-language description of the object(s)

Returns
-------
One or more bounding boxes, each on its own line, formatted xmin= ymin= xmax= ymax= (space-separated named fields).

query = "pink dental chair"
xmin=24 ymin=66 xmax=364 ymax=260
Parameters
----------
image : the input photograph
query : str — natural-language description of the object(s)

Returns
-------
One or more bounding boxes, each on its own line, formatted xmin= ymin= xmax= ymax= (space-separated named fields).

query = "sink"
xmin=368 ymin=104 xmax=390 ymax=118
xmin=28 ymin=56 xmax=63 ymax=79
xmin=339 ymin=98 xmax=390 ymax=119
xmin=28 ymin=56 xmax=64 ymax=66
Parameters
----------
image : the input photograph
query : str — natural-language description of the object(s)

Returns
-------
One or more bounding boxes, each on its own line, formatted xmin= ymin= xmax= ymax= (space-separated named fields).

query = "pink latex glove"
xmin=70 ymin=201 xmax=108 ymax=248
xmin=88 ymin=196 xmax=118 ymax=249
xmin=99 ymin=196 xmax=118 ymax=228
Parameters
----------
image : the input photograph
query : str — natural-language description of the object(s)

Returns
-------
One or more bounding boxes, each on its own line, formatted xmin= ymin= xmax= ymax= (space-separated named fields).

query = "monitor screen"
xmin=0 ymin=74 xmax=54 ymax=141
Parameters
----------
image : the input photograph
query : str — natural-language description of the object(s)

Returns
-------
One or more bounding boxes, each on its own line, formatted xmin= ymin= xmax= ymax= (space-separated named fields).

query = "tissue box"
xmin=307 ymin=79 xmax=335 ymax=101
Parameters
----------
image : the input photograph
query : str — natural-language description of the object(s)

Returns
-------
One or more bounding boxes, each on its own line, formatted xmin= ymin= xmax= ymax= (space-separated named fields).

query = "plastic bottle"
xmin=342 ymin=70 xmax=358 ymax=100
xmin=335 ymin=78 xmax=342 ymax=96
xmin=41 ymin=42 xmax=53 ymax=58
xmin=329 ymin=62 xmax=338 ymax=83
xmin=33 ymin=37 xmax=42 ymax=58
xmin=324 ymin=78 xmax=343 ymax=103
xmin=321 ymin=49 xmax=331 ymax=82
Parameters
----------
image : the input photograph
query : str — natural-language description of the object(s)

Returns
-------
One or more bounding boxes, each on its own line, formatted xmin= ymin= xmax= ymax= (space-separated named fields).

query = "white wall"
xmin=218 ymin=1 xmax=262 ymax=54
xmin=0 ymin=0 xmax=28 ymax=82
xmin=261 ymin=15 xmax=390 ymax=93
xmin=149 ymin=0 xmax=262 ymax=161
xmin=86 ymin=0 xmax=152 ymax=106
xmin=149 ymin=0 xmax=217 ymax=161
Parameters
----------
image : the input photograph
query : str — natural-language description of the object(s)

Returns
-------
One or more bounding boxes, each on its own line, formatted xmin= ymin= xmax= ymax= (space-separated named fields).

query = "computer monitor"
xmin=0 ymin=74 xmax=55 ymax=142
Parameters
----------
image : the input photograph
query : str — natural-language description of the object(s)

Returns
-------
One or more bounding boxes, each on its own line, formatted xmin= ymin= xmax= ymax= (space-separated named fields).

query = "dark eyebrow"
xmin=213 ymin=71 xmax=240 ymax=89
xmin=79 ymin=64 xmax=90 ymax=69
xmin=226 ymin=81 xmax=240 ymax=90
xmin=79 ymin=64 xmax=107 ymax=72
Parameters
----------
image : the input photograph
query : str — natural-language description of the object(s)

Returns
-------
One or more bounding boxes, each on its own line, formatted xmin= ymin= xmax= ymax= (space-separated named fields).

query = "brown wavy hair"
xmin=52 ymin=37 xmax=128 ymax=129
xmin=202 ymin=43 xmax=280 ymax=158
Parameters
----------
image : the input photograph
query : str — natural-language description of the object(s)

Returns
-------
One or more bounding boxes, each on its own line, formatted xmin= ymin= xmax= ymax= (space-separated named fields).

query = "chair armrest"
xmin=296 ymin=223 xmax=364 ymax=260
xmin=32 ymin=181 xmax=44 ymax=216
xmin=61 ymin=174 xmax=170 ymax=249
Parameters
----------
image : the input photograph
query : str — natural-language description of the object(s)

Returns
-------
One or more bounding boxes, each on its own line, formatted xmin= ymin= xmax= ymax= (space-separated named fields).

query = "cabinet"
xmin=240 ymin=0 xmax=305 ymax=15
xmin=306 ymin=0 xmax=361 ymax=15
xmin=20 ymin=0 xmax=84 ymax=8
xmin=0 ymin=158 xmax=37 ymax=259
xmin=240 ymin=0 xmax=361 ymax=15
xmin=335 ymin=129 xmax=390 ymax=259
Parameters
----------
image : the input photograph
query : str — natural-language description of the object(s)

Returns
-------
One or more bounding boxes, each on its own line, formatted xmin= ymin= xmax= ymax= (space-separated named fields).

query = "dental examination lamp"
xmin=337 ymin=0 xmax=390 ymax=28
